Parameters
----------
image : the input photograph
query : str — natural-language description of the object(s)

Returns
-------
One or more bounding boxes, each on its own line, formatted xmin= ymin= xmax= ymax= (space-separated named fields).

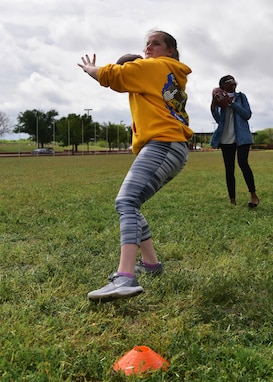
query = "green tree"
xmin=118 ymin=122 xmax=131 ymax=149
xmin=82 ymin=114 xmax=94 ymax=150
xmin=101 ymin=122 xmax=130 ymax=150
xmin=255 ymin=128 xmax=273 ymax=144
xmin=268 ymin=128 xmax=273 ymax=144
xmin=14 ymin=109 xmax=58 ymax=147
xmin=55 ymin=113 xmax=101 ymax=153
xmin=56 ymin=114 xmax=80 ymax=153
xmin=101 ymin=122 xmax=116 ymax=150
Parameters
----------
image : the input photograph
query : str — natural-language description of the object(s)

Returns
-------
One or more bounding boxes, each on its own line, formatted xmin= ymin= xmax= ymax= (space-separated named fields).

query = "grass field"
xmin=1 ymin=150 xmax=273 ymax=381
xmin=0 ymin=140 xmax=107 ymax=154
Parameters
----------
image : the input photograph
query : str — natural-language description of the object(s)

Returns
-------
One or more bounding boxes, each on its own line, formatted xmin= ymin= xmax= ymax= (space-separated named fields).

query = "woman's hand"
xmin=78 ymin=53 xmax=99 ymax=80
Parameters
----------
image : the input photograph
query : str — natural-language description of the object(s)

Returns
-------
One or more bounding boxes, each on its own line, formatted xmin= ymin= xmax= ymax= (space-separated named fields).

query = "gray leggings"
xmin=115 ymin=141 xmax=188 ymax=246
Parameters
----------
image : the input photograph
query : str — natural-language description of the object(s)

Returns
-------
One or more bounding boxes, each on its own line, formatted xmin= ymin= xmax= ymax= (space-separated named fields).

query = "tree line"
xmin=1 ymin=110 xmax=273 ymax=149
xmin=0 ymin=109 xmax=132 ymax=152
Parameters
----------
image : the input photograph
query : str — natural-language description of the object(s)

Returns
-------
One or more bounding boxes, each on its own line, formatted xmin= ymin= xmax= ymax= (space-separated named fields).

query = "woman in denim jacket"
xmin=210 ymin=75 xmax=259 ymax=207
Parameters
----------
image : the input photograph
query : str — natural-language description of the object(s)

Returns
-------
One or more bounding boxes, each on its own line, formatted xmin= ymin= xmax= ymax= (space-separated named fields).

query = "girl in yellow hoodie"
xmin=78 ymin=30 xmax=193 ymax=302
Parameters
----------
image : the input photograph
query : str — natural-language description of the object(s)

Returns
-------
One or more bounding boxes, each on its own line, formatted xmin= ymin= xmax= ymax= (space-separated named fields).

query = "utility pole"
xmin=36 ymin=111 xmax=39 ymax=148
xmin=84 ymin=108 xmax=92 ymax=116
xmin=84 ymin=108 xmax=94 ymax=153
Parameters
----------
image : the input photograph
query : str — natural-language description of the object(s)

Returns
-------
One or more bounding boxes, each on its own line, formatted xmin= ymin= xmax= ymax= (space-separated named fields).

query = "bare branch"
xmin=0 ymin=112 xmax=12 ymax=136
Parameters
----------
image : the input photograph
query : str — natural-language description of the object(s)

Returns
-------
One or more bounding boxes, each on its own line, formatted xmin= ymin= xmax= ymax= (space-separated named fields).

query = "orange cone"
xmin=113 ymin=345 xmax=170 ymax=376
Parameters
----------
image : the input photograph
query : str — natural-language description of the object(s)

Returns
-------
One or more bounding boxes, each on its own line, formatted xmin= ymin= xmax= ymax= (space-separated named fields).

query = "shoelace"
xmin=108 ymin=272 xmax=119 ymax=281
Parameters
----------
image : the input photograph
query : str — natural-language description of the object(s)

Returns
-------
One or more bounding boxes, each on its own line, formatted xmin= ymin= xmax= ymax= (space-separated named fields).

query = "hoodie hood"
xmin=157 ymin=56 xmax=192 ymax=86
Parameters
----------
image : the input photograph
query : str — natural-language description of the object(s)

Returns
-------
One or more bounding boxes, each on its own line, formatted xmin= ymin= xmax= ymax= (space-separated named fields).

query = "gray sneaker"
xmin=87 ymin=273 xmax=144 ymax=302
xmin=134 ymin=259 xmax=163 ymax=276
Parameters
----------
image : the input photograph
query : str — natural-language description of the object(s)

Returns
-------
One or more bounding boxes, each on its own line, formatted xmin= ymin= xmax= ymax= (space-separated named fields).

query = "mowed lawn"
xmin=1 ymin=150 xmax=273 ymax=381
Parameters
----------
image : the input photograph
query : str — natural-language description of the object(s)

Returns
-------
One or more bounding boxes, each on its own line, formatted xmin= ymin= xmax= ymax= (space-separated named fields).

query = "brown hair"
xmin=148 ymin=30 xmax=180 ymax=61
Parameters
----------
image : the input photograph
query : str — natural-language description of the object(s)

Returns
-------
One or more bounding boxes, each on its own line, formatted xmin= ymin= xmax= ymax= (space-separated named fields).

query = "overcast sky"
xmin=1 ymin=0 xmax=273 ymax=139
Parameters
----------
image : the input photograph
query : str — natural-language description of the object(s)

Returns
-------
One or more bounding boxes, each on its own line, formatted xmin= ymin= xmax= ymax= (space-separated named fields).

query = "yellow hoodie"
xmin=98 ymin=56 xmax=193 ymax=154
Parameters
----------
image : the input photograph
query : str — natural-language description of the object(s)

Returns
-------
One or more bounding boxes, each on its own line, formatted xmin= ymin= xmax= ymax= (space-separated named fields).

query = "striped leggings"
xmin=115 ymin=141 xmax=188 ymax=246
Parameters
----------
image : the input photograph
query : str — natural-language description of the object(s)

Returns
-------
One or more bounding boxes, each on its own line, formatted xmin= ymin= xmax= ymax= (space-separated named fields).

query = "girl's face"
xmin=144 ymin=32 xmax=174 ymax=59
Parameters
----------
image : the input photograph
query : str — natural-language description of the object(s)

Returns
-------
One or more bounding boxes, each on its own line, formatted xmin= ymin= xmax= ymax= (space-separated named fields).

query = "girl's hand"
xmin=78 ymin=53 xmax=96 ymax=72
xmin=77 ymin=54 xmax=99 ymax=80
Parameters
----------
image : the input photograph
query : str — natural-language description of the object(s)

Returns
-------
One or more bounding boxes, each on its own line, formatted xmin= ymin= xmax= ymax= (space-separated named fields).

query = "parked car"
xmin=31 ymin=148 xmax=55 ymax=156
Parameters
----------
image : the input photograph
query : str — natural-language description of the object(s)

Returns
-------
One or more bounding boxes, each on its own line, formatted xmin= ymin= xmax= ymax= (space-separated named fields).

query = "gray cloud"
xmin=1 ymin=0 xmax=272 ymax=140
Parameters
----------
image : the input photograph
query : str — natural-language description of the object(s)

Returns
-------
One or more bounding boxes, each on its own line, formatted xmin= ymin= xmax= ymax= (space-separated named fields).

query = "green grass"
xmin=0 ymin=140 xmax=107 ymax=153
xmin=1 ymin=151 xmax=273 ymax=381
xmin=0 ymin=140 xmax=54 ymax=153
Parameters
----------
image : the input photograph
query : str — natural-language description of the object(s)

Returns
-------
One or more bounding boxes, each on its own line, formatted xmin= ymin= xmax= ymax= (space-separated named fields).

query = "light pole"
xmin=84 ymin=108 xmax=92 ymax=116
xmin=84 ymin=108 xmax=93 ymax=153
xmin=19 ymin=124 xmax=21 ymax=157
xmin=52 ymin=121 xmax=55 ymax=155
xmin=94 ymin=123 xmax=97 ymax=155
xmin=81 ymin=119 xmax=84 ymax=155
xmin=36 ymin=111 xmax=39 ymax=148
xmin=118 ymin=120 xmax=123 ymax=151
xmin=126 ymin=127 xmax=130 ymax=149
xmin=106 ymin=124 xmax=109 ymax=153
xmin=68 ymin=120 xmax=70 ymax=155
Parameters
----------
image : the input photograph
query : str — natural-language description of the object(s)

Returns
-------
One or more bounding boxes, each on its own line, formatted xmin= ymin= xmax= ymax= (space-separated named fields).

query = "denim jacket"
xmin=210 ymin=92 xmax=253 ymax=148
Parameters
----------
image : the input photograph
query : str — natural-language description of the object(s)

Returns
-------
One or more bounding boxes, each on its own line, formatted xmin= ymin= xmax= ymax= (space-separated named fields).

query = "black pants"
xmin=220 ymin=143 xmax=256 ymax=199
